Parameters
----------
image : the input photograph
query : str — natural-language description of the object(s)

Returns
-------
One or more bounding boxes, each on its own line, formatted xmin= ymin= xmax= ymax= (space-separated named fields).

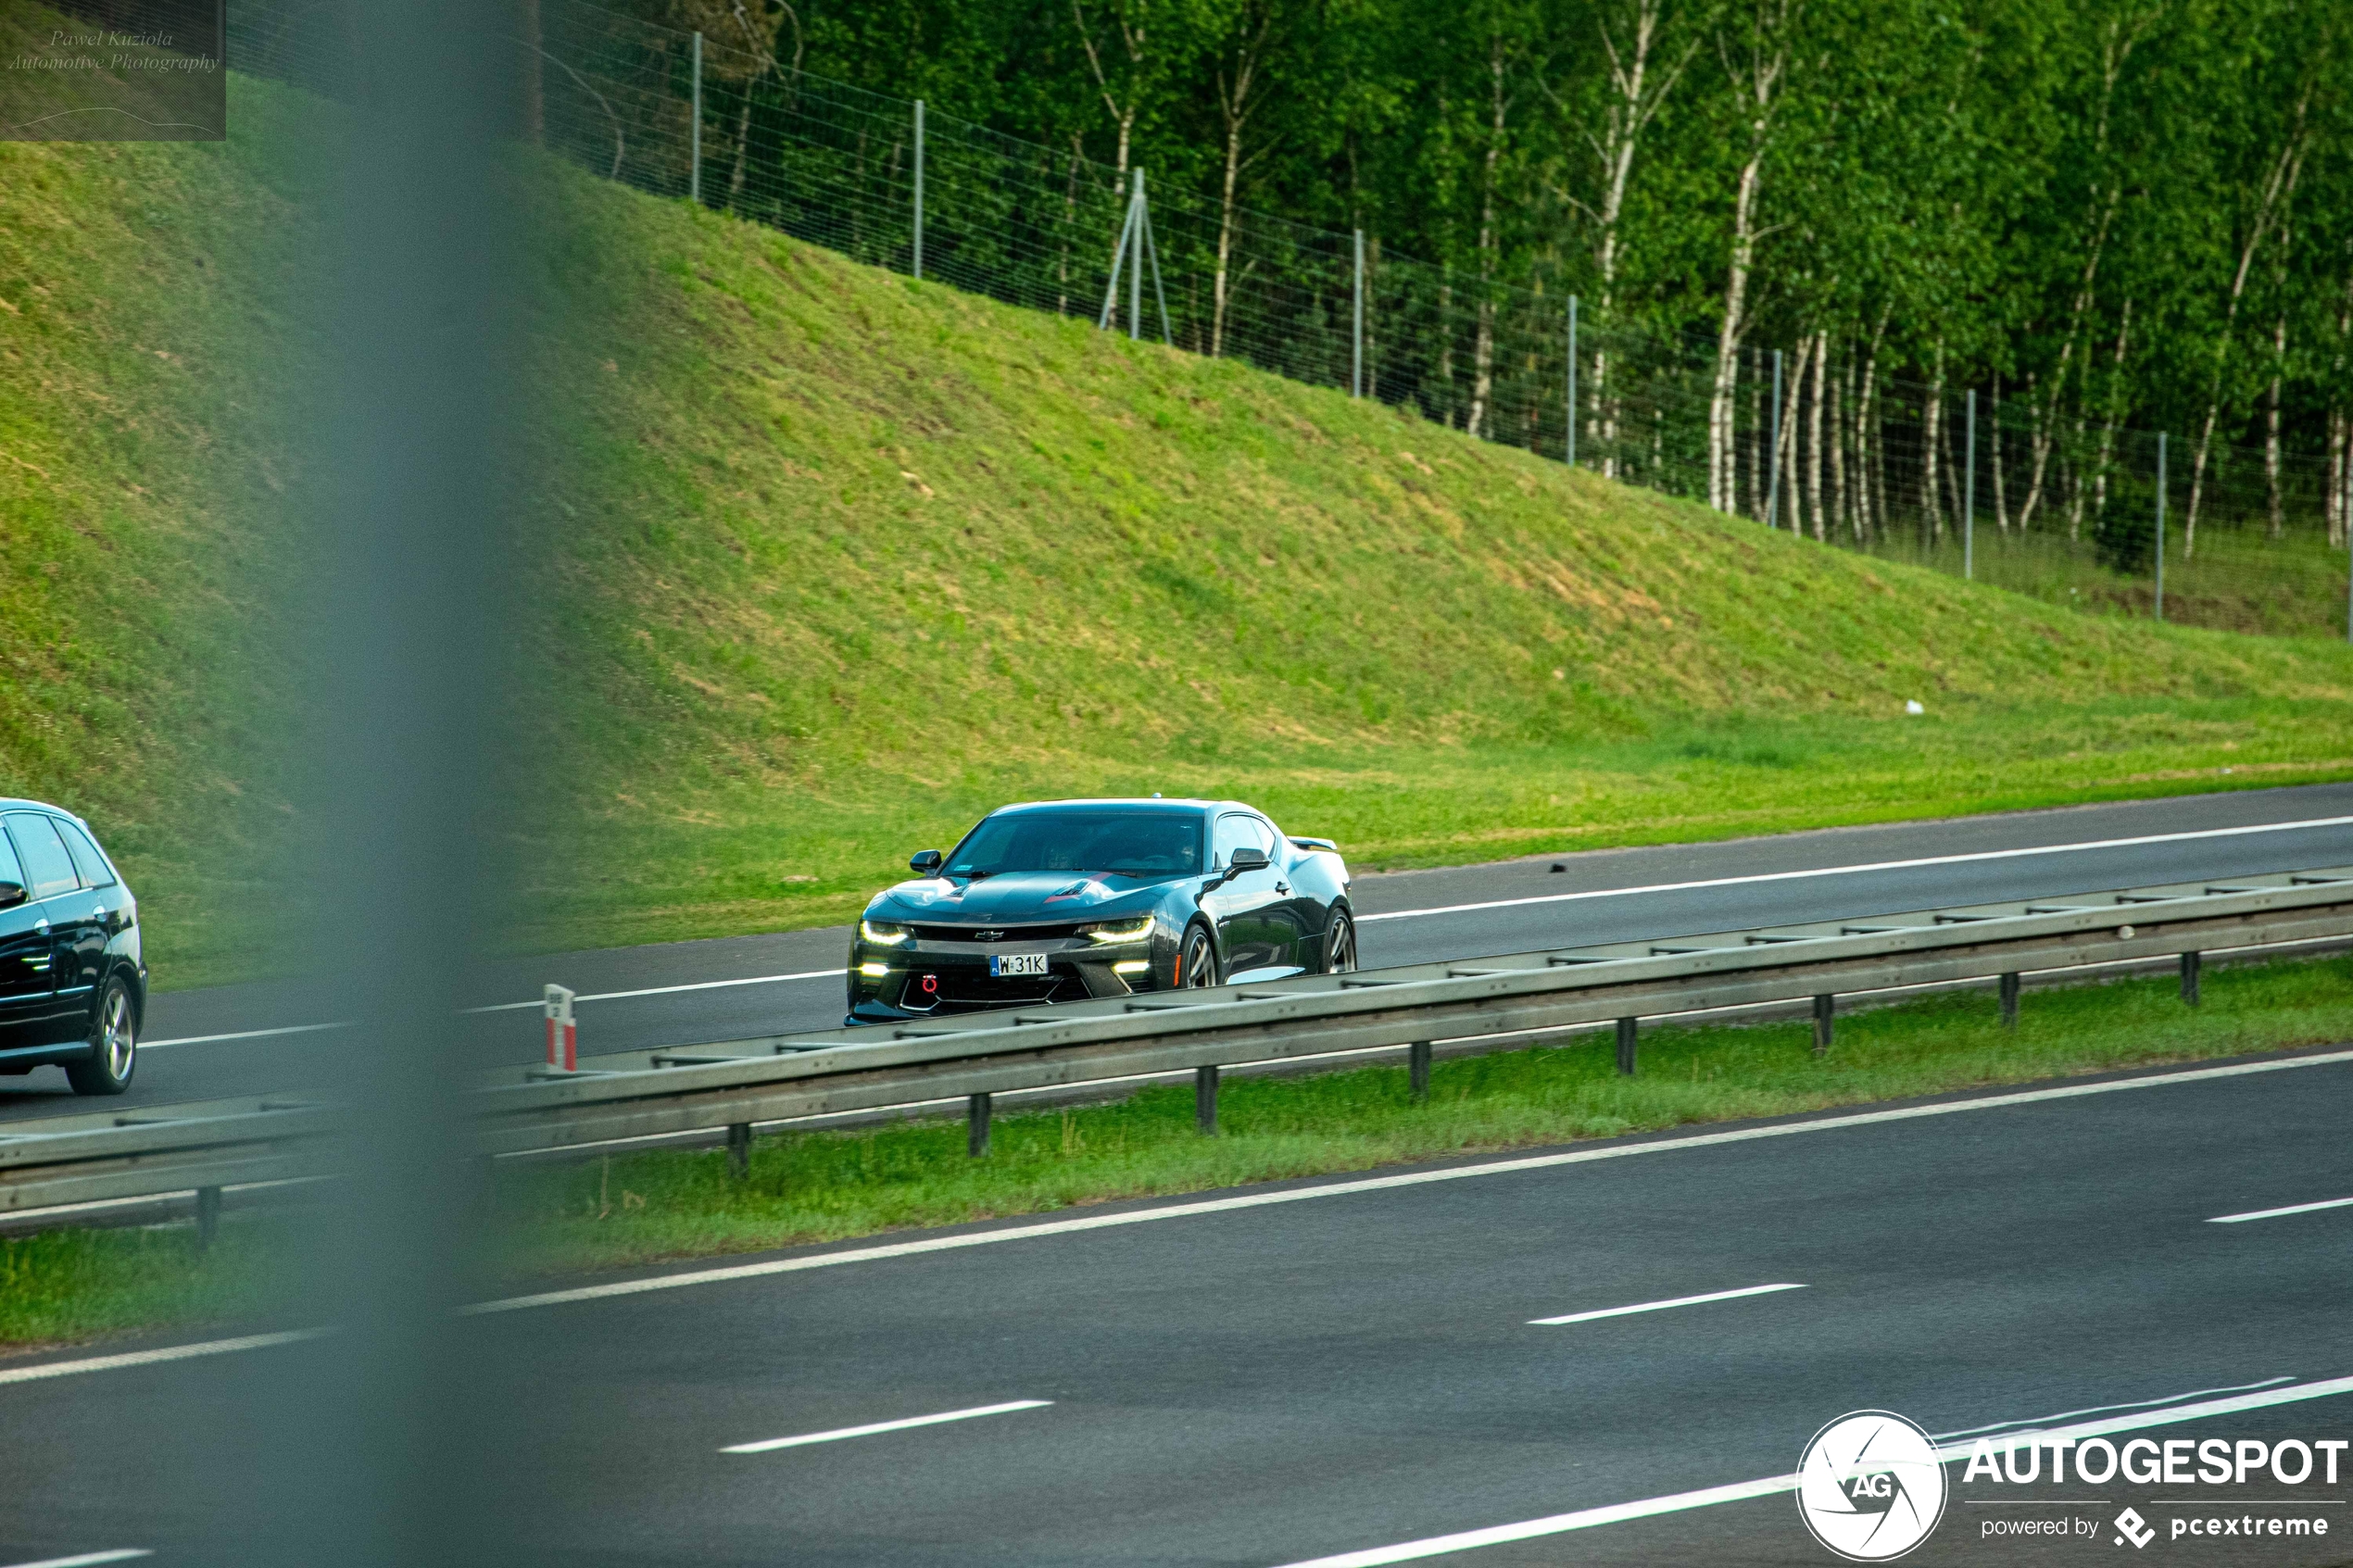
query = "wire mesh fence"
xmin=225 ymin=0 xmax=2353 ymax=642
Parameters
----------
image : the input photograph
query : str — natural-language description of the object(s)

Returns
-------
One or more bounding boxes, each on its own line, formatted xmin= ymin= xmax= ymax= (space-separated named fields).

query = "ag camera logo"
xmin=1797 ymin=1411 xmax=1949 ymax=1561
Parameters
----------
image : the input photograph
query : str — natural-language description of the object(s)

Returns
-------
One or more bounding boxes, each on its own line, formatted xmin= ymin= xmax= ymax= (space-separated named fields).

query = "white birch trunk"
xmin=1806 ymin=329 xmax=1827 ymax=539
xmin=1466 ymin=33 xmax=1507 ymax=441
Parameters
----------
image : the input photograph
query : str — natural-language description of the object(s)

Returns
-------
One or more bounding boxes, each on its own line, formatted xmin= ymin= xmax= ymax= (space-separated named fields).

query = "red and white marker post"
xmin=543 ymin=983 xmax=577 ymax=1072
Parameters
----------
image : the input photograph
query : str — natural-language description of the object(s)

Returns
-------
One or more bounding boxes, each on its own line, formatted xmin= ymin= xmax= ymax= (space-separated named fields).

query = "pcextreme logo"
xmin=1797 ymin=1411 xmax=1950 ymax=1562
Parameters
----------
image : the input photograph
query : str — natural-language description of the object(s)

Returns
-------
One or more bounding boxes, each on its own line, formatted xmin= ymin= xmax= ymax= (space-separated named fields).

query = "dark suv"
xmin=0 ymin=800 xmax=145 ymax=1095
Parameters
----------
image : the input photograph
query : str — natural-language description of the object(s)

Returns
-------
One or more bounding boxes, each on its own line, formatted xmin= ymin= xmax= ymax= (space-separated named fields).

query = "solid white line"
xmin=2 ymin=1552 xmax=153 ymax=1568
xmin=466 ymin=1046 xmax=2353 ymax=1315
xmin=1931 ymin=1375 xmax=2296 ymax=1439
xmin=2209 ymin=1194 xmax=2353 ymax=1223
xmin=1265 ymin=1374 xmax=2353 ymax=1567
xmin=462 ymin=967 xmax=848 ymax=1013
xmin=0 ymin=1329 xmax=326 ymax=1386
xmin=721 ymin=1399 xmax=1051 ymax=1453
xmin=1529 ymin=1282 xmax=1806 ymax=1325
xmin=143 ymin=1021 xmax=349 ymax=1049
xmin=1355 ymin=813 xmax=2353 ymax=924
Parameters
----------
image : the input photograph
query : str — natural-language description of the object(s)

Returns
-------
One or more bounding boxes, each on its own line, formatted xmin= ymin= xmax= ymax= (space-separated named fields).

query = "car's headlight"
xmin=860 ymin=920 xmax=911 ymax=946
xmin=1081 ymin=916 xmax=1155 ymax=944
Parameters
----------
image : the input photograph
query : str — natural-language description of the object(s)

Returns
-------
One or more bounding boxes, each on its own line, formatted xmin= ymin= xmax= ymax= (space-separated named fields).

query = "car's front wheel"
xmin=1179 ymin=923 xmax=1218 ymax=989
xmin=66 ymin=975 xmax=136 ymax=1096
xmin=1325 ymin=909 xmax=1357 ymax=974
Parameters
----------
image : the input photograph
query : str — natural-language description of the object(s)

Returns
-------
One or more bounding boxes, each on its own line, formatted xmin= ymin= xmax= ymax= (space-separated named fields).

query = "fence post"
xmin=1195 ymin=1063 xmax=1218 ymax=1134
xmin=195 ymin=1184 xmax=221 ymax=1250
xmin=1766 ymin=350 xmax=1782 ymax=529
xmin=1615 ymin=1016 xmax=1638 ymax=1075
xmin=689 ymin=31 xmax=702 ymax=207
xmin=912 ymin=99 xmax=924 ymax=281
xmin=1097 ymin=188 xmax=1136 ymax=331
xmin=1567 ymin=295 xmax=1579 ymax=469
xmin=2155 ymin=432 xmax=2167 ymax=621
xmin=1408 ymin=1040 xmax=1430 ymax=1101
xmin=726 ymin=1121 xmax=751 ymax=1178
xmin=1129 ymin=169 xmax=1144 ymax=342
xmin=1999 ymin=972 xmax=2020 ymax=1029
xmin=967 ymin=1092 xmax=992 ymax=1158
xmin=1352 ymin=229 xmax=1365 ymax=398
xmin=1965 ymin=388 xmax=1976 ymax=581
xmin=2180 ymin=950 xmax=2201 ymax=1007
xmin=1812 ymin=994 xmax=1834 ymax=1056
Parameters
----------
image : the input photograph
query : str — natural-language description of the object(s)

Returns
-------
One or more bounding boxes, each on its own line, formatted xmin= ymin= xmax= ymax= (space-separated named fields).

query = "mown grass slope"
xmin=6 ymin=74 xmax=2353 ymax=980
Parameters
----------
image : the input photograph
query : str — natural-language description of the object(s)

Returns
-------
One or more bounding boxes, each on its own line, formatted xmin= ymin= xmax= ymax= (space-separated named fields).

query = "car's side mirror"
xmin=910 ymin=849 xmax=944 ymax=875
xmin=1227 ymin=845 xmax=1271 ymax=873
xmin=0 ymin=882 xmax=23 ymax=910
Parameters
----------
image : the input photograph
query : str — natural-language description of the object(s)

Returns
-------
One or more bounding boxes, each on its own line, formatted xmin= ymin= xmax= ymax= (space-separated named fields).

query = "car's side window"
xmin=0 ymin=828 xmax=24 ymax=903
xmin=1212 ymin=814 xmax=1257 ymax=869
xmin=54 ymin=819 xmax=117 ymax=889
xmin=1248 ymin=818 xmax=1281 ymax=856
xmin=4 ymin=814 xmax=82 ymax=902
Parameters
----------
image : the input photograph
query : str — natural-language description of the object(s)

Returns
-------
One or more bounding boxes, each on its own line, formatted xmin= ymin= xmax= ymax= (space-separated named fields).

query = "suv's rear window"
xmin=4 ymin=814 xmax=81 ymax=901
xmin=55 ymin=818 xmax=117 ymax=889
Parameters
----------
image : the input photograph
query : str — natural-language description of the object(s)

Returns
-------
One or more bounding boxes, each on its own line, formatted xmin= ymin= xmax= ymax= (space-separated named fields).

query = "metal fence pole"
xmin=1766 ymin=350 xmax=1782 ymax=529
xmin=2156 ymin=432 xmax=2167 ymax=621
xmin=689 ymin=31 xmax=702 ymax=207
xmin=1567 ymin=295 xmax=1579 ymax=469
xmin=1129 ymin=169 xmax=1143 ymax=342
xmin=912 ymin=99 xmax=924 ymax=280
xmin=1351 ymin=229 xmax=1364 ymax=398
xmin=1965 ymin=388 xmax=1976 ymax=581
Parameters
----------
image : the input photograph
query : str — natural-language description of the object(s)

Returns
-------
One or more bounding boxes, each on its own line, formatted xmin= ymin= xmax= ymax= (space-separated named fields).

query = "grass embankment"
xmin=6 ymin=76 xmax=2353 ymax=984
xmin=8 ymin=953 xmax=2347 ymax=1350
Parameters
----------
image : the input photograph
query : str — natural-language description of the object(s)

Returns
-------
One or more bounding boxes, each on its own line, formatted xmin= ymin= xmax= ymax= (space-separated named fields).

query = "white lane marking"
xmin=1931 ymin=1375 xmax=2296 ymax=1439
xmin=0 ymin=1329 xmax=326 ymax=1386
xmin=2209 ymin=1194 xmax=2353 ymax=1223
xmin=3 ymin=1552 xmax=153 ymax=1568
xmin=462 ymin=967 xmax=849 ymax=1013
xmin=144 ymin=1021 xmax=349 ymax=1049
xmin=1356 ymin=813 xmax=2353 ymax=924
xmin=1528 ymin=1282 xmax=1805 ymax=1325
xmin=1265 ymin=1373 xmax=2353 ymax=1567
xmin=467 ymin=1047 xmax=2353 ymax=1315
xmin=721 ymin=1399 xmax=1051 ymax=1453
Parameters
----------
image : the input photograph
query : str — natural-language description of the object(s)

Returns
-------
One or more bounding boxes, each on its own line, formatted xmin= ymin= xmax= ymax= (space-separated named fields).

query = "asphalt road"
xmin=5 ymin=1047 xmax=2348 ymax=1565
xmin=6 ymin=781 xmax=2353 ymax=1121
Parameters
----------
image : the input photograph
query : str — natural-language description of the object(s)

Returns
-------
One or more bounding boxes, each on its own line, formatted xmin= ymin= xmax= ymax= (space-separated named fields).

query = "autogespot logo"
xmin=1797 ymin=1411 xmax=1951 ymax=1562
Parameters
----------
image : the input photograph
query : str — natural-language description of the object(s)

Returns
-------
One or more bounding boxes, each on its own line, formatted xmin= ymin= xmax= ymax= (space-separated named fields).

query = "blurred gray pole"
xmin=275 ymin=0 xmax=522 ymax=1562
xmin=1129 ymin=169 xmax=1143 ymax=342
xmin=1351 ymin=229 xmax=1364 ymax=398
xmin=1567 ymin=295 xmax=1579 ymax=468
xmin=1096 ymin=192 xmax=1135 ymax=330
xmin=2156 ymin=433 xmax=2167 ymax=621
xmin=689 ymin=32 xmax=702 ymax=206
xmin=1767 ymin=349 xmax=1782 ymax=529
xmin=1964 ymin=388 xmax=1976 ymax=581
xmin=912 ymin=99 xmax=925 ymax=281
xmin=1140 ymin=190 xmax=1173 ymax=345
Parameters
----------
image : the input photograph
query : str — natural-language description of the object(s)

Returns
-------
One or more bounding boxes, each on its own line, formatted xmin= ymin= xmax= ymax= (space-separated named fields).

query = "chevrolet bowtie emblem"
xmin=974 ymin=929 xmax=1006 ymax=942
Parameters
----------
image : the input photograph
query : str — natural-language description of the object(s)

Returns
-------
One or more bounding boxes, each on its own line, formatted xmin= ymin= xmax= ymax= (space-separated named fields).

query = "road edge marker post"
xmin=544 ymin=983 xmax=576 ymax=1072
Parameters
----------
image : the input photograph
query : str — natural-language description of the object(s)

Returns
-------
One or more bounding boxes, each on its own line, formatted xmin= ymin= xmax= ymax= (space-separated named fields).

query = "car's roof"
xmin=0 ymin=798 xmax=77 ymax=819
xmin=987 ymin=797 xmax=1241 ymax=814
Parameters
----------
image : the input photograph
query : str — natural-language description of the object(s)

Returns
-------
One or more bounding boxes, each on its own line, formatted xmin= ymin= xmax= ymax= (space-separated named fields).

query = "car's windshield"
xmin=946 ymin=809 xmax=1203 ymax=878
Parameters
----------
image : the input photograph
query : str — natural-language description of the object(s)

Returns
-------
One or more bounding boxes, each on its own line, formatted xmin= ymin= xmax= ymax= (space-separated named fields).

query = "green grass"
xmin=500 ymin=952 xmax=2353 ymax=1277
xmin=5 ymin=74 xmax=2353 ymax=983
xmin=6 ymin=951 xmax=2346 ymax=1353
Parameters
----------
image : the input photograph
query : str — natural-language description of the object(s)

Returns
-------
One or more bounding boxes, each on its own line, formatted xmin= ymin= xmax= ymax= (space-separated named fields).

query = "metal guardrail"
xmin=6 ymin=865 xmax=2351 ymax=1214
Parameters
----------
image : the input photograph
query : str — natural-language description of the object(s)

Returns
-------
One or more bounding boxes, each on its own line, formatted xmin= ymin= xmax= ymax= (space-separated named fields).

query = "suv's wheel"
xmin=66 ymin=976 xmax=136 ymax=1096
xmin=1179 ymin=923 xmax=1218 ymax=988
xmin=1325 ymin=908 xmax=1357 ymax=974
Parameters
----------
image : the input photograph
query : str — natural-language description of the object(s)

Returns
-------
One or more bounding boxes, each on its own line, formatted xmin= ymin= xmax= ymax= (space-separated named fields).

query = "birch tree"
xmin=1706 ymin=0 xmax=1799 ymax=514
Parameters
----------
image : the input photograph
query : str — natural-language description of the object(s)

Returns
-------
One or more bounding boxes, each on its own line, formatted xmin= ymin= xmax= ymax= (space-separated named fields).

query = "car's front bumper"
xmin=846 ymin=932 xmax=1173 ymax=1023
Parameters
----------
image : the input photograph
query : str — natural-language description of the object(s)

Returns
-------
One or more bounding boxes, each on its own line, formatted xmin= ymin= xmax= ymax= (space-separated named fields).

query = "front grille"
xmin=909 ymin=922 xmax=1086 ymax=942
xmin=926 ymin=967 xmax=1085 ymax=1009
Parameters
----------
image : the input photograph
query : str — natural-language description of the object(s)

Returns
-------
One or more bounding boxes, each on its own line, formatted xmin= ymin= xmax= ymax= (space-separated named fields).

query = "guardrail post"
xmin=1408 ymin=1040 xmax=1431 ymax=1102
xmin=1195 ymin=1064 xmax=1219 ymax=1135
xmin=1812 ymin=994 xmax=1834 ymax=1056
xmin=195 ymin=1184 xmax=220 ymax=1250
xmin=1615 ymin=1017 xmax=1637 ymax=1075
xmin=2180 ymin=951 xmax=2201 ymax=1007
xmin=1999 ymin=972 xmax=2020 ymax=1029
xmin=726 ymin=1121 xmax=751 ymax=1178
xmin=967 ymin=1092 xmax=991 ymax=1158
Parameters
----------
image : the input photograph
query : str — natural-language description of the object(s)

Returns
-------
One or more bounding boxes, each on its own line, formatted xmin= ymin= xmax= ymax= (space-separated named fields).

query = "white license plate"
xmin=989 ymin=952 xmax=1049 ymax=978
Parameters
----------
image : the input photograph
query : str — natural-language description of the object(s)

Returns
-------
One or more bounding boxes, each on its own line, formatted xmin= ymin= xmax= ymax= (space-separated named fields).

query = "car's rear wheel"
xmin=66 ymin=975 xmax=135 ymax=1096
xmin=1179 ymin=923 xmax=1218 ymax=989
xmin=1325 ymin=909 xmax=1357 ymax=974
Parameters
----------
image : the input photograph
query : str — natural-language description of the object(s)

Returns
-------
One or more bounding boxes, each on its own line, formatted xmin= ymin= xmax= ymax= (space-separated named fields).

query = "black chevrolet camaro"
xmin=846 ymin=798 xmax=1353 ymax=1024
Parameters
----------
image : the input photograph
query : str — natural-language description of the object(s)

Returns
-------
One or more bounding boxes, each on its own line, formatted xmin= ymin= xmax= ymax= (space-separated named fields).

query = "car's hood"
xmin=870 ymin=871 xmax=1174 ymax=923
